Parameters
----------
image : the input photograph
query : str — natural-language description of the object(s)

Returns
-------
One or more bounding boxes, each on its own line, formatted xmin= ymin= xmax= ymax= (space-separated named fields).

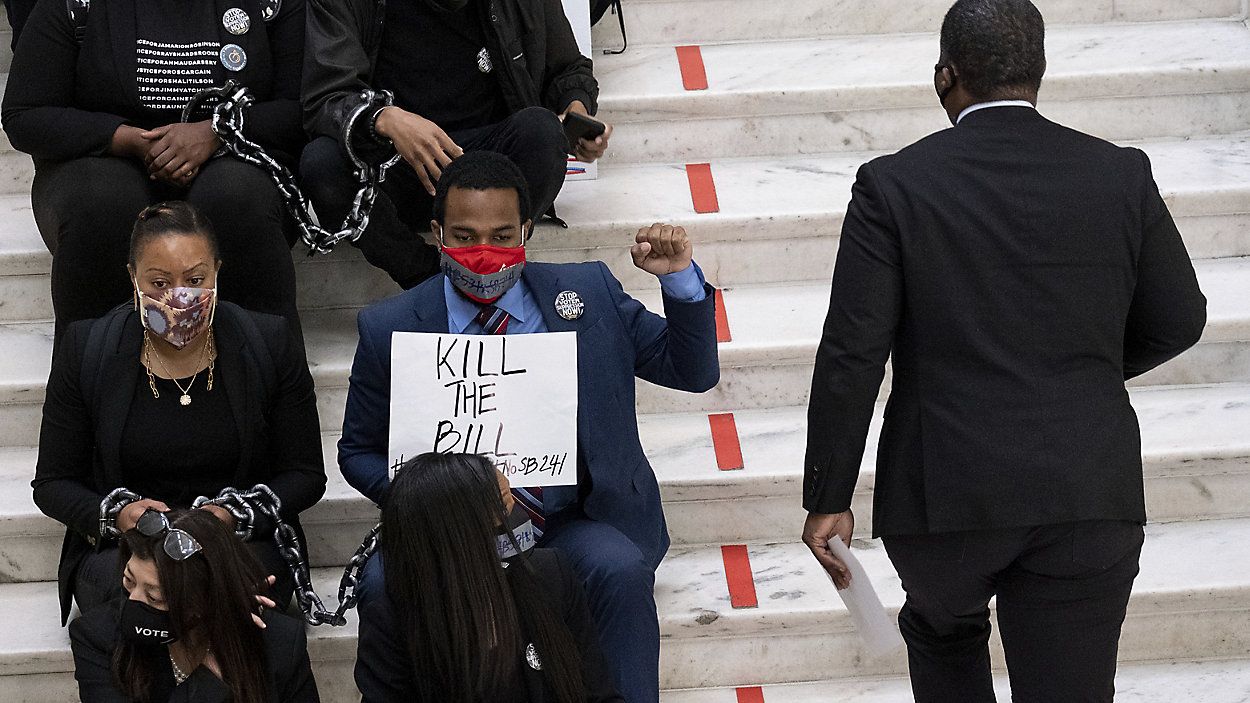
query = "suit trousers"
xmin=299 ymin=106 xmax=569 ymax=289
xmin=354 ymin=511 xmax=660 ymax=703
xmin=31 ymin=155 xmax=300 ymax=340
xmin=882 ymin=520 xmax=1144 ymax=703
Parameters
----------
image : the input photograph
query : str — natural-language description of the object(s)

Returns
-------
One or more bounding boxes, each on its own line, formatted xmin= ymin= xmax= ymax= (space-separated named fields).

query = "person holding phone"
xmin=300 ymin=0 xmax=614 ymax=290
xmin=69 ymin=509 xmax=320 ymax=702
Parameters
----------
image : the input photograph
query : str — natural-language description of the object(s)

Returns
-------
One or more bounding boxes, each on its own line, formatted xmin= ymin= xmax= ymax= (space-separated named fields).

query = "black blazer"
xmin=33 ymin=303 xmax=327 ymax=622
xmin=804 ymin=106 xmax=1207 ymax=536
xmin=1 ymin=0 xmax=306 ymax=163
xmin=354 ymin=548 xmax=624 ymax=703
xmin=70 ymin=598 xmax=320 ymax=702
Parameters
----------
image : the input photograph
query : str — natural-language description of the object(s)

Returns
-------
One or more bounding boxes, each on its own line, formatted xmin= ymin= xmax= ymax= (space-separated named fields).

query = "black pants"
xmin=300 ymin=106 xmax=568 ymax=289
xmin=74 ymin=539 xmax=295 ymax=615
xmin=32 ymin=155 xmax=299 ymax=339
xmin=882 ymin=520 xmax=1144 ymax=703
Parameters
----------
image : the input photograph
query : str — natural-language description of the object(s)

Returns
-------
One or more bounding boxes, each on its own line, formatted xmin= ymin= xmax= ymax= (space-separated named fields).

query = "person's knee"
xmin=190 ymin=161 xmax=282 ymax=219
xmin=579 ymin=550 xmax=654 ymax=599
xmin=509 ymin=107 xmax=568 ymax=158
xmin=37 ymin=158 xmax=149 ymax=224
xmin=299 ymin=137 xmax=352 ymax=189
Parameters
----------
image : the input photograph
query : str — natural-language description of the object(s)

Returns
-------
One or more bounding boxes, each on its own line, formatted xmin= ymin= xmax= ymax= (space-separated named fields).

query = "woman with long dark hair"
xmin=69 ymin=508 xmax=319 ymax=702
xmin=355 ymin=452 xmax=623 ymax=703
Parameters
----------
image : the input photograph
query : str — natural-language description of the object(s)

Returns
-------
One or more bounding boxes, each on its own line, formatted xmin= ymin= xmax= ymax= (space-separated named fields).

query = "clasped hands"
xmin=112 ymin=122 xmax=222 ymax=187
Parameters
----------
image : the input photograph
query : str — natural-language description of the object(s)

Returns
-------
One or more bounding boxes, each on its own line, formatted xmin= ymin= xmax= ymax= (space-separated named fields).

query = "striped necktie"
xmin=474 ymin=304 xmax=545 ymax=537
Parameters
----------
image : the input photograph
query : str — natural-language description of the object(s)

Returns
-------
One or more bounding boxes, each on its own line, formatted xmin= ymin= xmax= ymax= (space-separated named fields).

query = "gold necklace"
xmin=143 ymin=330 xmax=216 ymax=406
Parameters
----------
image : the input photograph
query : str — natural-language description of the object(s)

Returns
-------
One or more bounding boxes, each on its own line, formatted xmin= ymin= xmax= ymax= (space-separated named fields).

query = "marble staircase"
xmin=1 ymin=0 xmax=1250 ymax=699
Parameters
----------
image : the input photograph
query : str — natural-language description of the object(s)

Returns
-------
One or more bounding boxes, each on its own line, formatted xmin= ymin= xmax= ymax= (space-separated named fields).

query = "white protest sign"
xmin=389 ymin=331 xmax=578 ymax=487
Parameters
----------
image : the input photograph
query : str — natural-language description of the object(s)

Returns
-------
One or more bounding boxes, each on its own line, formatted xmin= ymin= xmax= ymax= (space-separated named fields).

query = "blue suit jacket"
xmin=339 ymin=261 xmax=720 ymax=568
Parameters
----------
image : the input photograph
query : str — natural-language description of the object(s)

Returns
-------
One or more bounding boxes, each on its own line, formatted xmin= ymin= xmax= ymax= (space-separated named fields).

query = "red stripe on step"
xmin=721 ymin=544 xmax=759 ymax=609
xmin=714 ymin=288 xmax=732 ymax=343
xmin=735 ymin=688 xmax=766 ymax=703
xmin=675 ymin=45 xmax=708 ymax=91
xmin=686 ymin=162 xmax=720 ymax=214
xmin=709 ymin=413 xmax=744 ymax=471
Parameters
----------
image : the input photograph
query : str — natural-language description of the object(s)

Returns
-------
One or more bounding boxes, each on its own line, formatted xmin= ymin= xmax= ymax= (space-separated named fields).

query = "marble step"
xmin=595 ymin=18 xmax=1250 ymax=162
xmin=659 ymin=659 xmax=1250 ymax=702
xmin=0 ymin=517 xmax=1248 ymax=699
xmin=590 ymin=0 xmax=1245 ymax=47
xmin=0 ymin=382 xmax=1245 ymax=584
xmin=1 ymin=131 xmax=1249 ymax=321
xmin=1 ymin=254 xmax=1248 ymax=446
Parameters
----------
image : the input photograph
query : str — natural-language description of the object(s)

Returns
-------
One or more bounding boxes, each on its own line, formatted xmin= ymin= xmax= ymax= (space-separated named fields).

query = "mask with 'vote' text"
xmin=119 ymin=598 xmax=179 ymax=646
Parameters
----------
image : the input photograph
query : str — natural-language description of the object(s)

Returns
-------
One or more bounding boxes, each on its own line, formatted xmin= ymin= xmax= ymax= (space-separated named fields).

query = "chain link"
xmin=194 ymin=484 xmax=379 ymax=627
xmin=99 ymin=487 xmax=144 ymax=540
xmin=182 ymin=81 xmax=401 ymax=256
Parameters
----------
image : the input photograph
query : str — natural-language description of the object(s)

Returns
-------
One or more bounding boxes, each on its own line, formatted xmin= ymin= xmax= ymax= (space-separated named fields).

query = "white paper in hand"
xmin=826 ymin=538 xmax=905 ymax=657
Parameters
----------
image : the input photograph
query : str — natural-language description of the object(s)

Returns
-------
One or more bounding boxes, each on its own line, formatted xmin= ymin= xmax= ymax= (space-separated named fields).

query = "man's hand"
xmin=495 ymin=469 xmax=516 ymax=515
xmin=562 ymin=100 xmax=612 ymax=163
xmin=199 ymin=504 xmax=238 ymax=531
xmin=803 ymin=510 xmax=855 ymax=589
xmin=631 ymin=223 xmax=693 ymax=277
xmin=116 ymin=499 xmax=171 ymax=533
xmin=374 ymin=107 xmax=464 ymax=196
xmin=141 ymin=122 xmax=221 ymax=186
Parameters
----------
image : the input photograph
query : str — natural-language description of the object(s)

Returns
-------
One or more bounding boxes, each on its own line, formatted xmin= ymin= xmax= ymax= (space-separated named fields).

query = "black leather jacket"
xmin=301 ymin=0 xmax=599 ymax=151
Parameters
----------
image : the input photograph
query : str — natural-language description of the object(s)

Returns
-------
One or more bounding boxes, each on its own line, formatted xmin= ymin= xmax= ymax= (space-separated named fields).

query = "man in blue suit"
xmin=339 ymin=151 xmax=720 ymax=702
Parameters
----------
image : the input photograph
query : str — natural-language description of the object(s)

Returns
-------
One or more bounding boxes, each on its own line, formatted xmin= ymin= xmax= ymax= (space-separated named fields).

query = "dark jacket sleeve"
xmin=553 ymin=552 xmax=625 ymax=703
xmin=262 ymin=319 xmax=328 ymax=521
xmin=599 ymin=262 xmax=720 ymax=394
xmin=355 ymin=598 xmax=416 ymax=702
xmin=243 ymin=0 xmax=308 ymax=160
xmin=338 ymin=309 xmax=392 ymax=505
xmin=1122 ymin=149 xmax=1206 ymax=380
xmin=804 ymin=161 xmax=901 ymax=515
xmin=540 ymin=0 xmax=597 ymax=115
xmin=32 ymin=320 xmax=106 ymax=542
xmin=70 ymin=608 xmax=134 ymax=703
xmin=301 ymin=0 xmax=373 ymax=142
xmin=1 ymin=0 xmax=128 ymax=160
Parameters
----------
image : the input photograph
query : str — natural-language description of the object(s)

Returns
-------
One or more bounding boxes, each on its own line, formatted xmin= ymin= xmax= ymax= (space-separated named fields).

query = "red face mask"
xmin=439 ymin=243 xmax=527 ymax=304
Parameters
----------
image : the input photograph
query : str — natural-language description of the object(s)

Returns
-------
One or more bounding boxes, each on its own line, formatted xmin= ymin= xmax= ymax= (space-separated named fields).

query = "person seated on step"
xmin=33 ymin=202 xmax=326 ymax=626
xmin=355 ymin=452 xmax=623 ymax=703
xmin=299 ymin=0 xmax=612 ymax=290
xmin=1 ymin=0 xmax=307 ymax=339
xmin=70 ymin=508 xmax=320 ymax=702
xmin=338 ymin=151 xmax=718 ymax=703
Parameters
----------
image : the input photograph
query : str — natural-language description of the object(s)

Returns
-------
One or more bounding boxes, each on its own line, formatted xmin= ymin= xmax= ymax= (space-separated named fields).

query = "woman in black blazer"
xmin=71 ymin=508 xmax=320 ymax=702
xmin=355 ymin=453 xmax=624 ymax=703
xmin=1 ymin=0 xmax=306 ymax=335
xmin=33 ymin=202 xmax=326 ymax=624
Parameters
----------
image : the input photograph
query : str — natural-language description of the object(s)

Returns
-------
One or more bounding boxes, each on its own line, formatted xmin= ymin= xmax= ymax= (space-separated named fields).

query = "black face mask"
xmin=119 ymin=599 xmax=178 ymax=646
xmin=426 ymin=0 xmax=469 ymax=11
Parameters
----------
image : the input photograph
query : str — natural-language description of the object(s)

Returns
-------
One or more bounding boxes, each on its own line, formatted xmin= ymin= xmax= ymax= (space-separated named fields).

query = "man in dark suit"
xmin=801 ymin=1 xmax=1207 ymax=701
xmin=339 ymin=151 xmax=719 ymax=703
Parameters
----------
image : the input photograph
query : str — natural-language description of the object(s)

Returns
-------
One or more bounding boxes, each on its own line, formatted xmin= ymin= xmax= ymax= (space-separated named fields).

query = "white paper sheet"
xmin=826 ymin=538 xmax=905 ymax=657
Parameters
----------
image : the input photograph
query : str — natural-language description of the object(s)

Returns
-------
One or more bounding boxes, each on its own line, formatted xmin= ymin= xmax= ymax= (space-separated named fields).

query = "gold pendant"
xmin=180 ymin=394 xmax=192 ymax=406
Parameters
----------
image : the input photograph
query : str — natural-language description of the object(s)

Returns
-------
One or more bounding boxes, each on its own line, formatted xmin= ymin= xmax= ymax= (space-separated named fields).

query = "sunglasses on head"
xmin=136 ymin=510 xmax=204 ymax=561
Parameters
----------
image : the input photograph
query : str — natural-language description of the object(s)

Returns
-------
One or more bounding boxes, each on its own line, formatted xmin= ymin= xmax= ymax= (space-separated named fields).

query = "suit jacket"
xmin=354 ymin=547 xmax=623 ymax=703
xmin=804 ymin=106 xmax=1207 ymax=536
xmin=338 ymin=261 xmax=719 ymax=568
xmin=33 ymin=303 xmax=327 ymax=622
xmin=1 ymin=0 xmax=305 ymax=163
xmin=70 ymin=598 xmax=319 ymax=702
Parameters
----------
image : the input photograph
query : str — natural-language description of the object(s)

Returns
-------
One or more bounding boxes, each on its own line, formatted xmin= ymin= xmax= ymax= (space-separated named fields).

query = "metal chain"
xmin=195 ymin=485 xmax=378 ymax=627
xmin=182 ymin=81 xmax=401 ymax=255
xmin=98 ymin=487 xmax=144 ymax=540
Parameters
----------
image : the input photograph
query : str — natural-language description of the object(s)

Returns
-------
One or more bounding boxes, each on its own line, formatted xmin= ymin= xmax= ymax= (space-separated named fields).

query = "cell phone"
xmin=563 ymin=112 xmax=607 ymax=155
